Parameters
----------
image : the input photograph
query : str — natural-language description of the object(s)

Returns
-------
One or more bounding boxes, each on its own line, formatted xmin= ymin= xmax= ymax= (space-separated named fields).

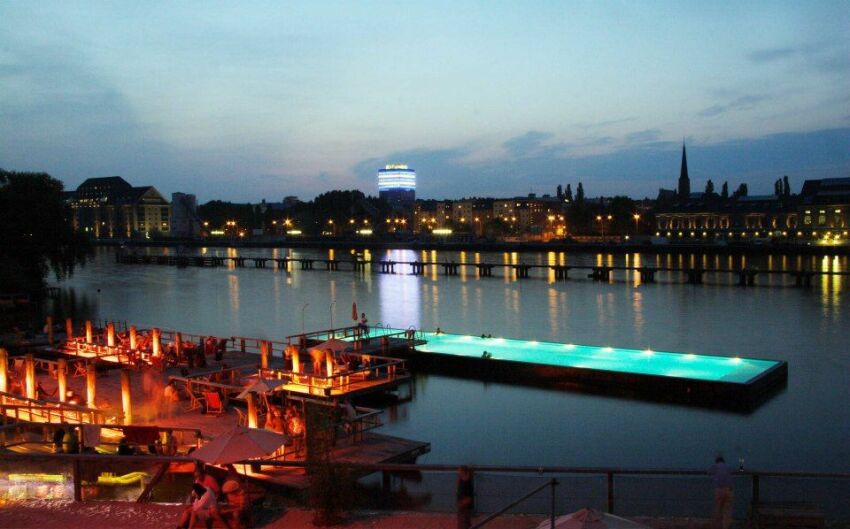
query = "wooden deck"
xmin=246 ymin=432 xmax=431 ymax=490
xmin=3 ymin=347 xmax=429 ymax=491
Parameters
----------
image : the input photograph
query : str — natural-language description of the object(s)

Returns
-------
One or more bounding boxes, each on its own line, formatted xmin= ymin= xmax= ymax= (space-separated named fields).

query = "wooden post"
xmin=0 ymin=348 xmax=7 ymax=393
xmin=607 ymin=472 xmax=614 ymax=513
xmin=289 ymin=345 xmax=301 ymax=374
xmin=106 ymin=322 xmax=115 ymax=347
xmin=58 ymin=358 xmax=67 ymax=403
xmin=325 ymin=350 xmax=334 ymax=381
xmin=129 ymin=325 xmax=137 ymax=350
xmin=85 ymin=320 xmax=93 ymax=344
xmin=260 ymin=341 xmax=270 ymax=370
xmin=86 ymin=363 xmax=97 ymax=409
xmin=240 ymin=339 xmax=246 ymax=353
xmin=25 ymin=354 xmax=36 ymax=399
xmin=73 ymin=459 xmax=82 ymax=501
xmin=121 ymin=369 xmax=132 ymax=425
xmin=151 ymin=328 xmax=161 ymax=357
xmin=66 ymin=318 xmax=74 ymax=340
xmin=47 ymin=316 xmax=54 ymax=345
xmin=246 ymin=393 xmax=258 ymax=428
xmin=175 ymin=332 xmax=183 ymax=358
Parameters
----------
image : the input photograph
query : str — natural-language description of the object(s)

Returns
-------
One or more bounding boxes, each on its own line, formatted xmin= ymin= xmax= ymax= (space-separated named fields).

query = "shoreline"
xmin=98 ymin=238 xmax=850 ymax=257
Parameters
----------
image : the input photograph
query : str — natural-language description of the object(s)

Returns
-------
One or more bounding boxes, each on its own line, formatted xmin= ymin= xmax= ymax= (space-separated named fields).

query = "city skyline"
xmin=1 ymin=1 xmax=849 ymax=202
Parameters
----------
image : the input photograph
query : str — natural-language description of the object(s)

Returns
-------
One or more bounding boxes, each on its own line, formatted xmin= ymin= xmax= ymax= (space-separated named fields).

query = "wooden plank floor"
xmin=247 ymin=432 xmax=430 ymax=490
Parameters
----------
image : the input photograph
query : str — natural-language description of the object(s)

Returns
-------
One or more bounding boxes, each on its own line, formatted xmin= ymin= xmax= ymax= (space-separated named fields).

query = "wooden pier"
xmin=115 ymin=251 xmax=847 ymax=288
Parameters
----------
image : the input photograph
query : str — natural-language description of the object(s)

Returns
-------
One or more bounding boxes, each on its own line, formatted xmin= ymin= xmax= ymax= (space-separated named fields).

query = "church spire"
xmin=678 ymin=143 xmax=690 ymax=199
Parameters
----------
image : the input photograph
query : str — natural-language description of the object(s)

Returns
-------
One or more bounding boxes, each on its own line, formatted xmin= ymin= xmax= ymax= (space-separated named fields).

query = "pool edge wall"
xmin=406 ymin=348 xmax=788 ymax=412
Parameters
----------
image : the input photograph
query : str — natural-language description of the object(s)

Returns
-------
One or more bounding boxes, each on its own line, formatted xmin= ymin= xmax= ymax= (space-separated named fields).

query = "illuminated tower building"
xmin=378 ymin=164 xmax=416 ymax=211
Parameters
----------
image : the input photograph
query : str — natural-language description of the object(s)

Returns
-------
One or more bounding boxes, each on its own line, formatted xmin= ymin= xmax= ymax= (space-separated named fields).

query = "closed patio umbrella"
xmin=352 ymin=302 xmax=358 ymax=321
xmin=535 ymin=509 xmax=650 ymax=529
xmin=190 ymin=426 xmax=289 ymax=465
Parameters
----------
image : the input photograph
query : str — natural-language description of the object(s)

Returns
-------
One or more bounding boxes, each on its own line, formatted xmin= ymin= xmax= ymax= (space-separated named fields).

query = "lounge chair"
xmin=205 ymin=391 xmax=226 ymax=416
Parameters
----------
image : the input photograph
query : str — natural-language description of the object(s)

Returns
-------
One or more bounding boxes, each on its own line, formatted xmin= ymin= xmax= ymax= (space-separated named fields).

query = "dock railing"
xmin=0 ymin=391 xmax=108 ymax=426
xmin=0 ymin=452 xmax=847 ymax=520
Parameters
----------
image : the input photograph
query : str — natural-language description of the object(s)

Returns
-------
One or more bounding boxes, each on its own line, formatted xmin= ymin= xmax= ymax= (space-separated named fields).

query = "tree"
xmin=733 ymin=183 xmax=748 ymax=198
xmin=705 ymin=179 xmax=715 ymax=195
xmin=565 ymin=184 xmax=573 ymax=203
xmin=575 ymin=182 xmax=585 ymax=204
xmin=783 ymin=175 xmax=791 ymax=197
xmin=556 ymin=185 xmax=563 ymax=199
xmin=0 ymin=169 xmax=91 ymax=294
xmin=721 ymin=181 xmax=729 ymax=200
xmin=774 ymin=178 xmax=782 ymax=196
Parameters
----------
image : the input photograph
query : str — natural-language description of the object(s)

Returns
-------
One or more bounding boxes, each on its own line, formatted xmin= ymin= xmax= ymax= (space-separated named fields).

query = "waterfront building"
xmin=378 ymin=164 xmax=416 ymax=213
xmin=68 ymin=176 xmax=171 ymax=239
xmin=170 ymin=192 xmax=202 ymax=238
xmin=798 ymin=178 xmax=850 ymax=239
xmin=414 ymin=200 xmax=453 ymax=233
xmin=451 ymin=199 xmax=494 ymax=237
xmin=654 ymin=145 xmax=801 ymax=239
xmin=493 ymin=194 xmax=566 ymax=240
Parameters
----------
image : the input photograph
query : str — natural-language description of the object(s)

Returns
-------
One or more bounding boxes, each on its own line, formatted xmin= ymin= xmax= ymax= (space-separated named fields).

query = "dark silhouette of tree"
xmin=705 ymin=179 xmax=714 ymax=195
xmin=0 ymin=169 xmax=91 ymax=294
xmin=783 ymin=175 xmax=791 ymax=197
xmin=733 ymin=183 xmax=748 ymax=198
xmin=556 ymin=185 xmax=563 ymax=199
xmin=575 ymin=182 xmax=585 ymax=204
xmin=564 ymin=184 xmax=573 ymax=203
xmin=721 ymin=181 xmax=729 ymax=199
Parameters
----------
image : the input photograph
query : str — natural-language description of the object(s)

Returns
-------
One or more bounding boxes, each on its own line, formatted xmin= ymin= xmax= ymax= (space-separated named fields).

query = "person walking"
xmin=456 ymin=465 xmax=474 ymax=529
xmin=709 ymin=454 xmax=734 ymax=529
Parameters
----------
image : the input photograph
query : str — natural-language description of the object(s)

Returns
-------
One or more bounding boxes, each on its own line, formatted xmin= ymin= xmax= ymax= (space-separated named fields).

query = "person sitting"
xmin=117 ymin=436 xmax=135 ymax=456
xmin=216 ymin=479 xmax=250 ymax=529
xmin=62 ymin=427 xmax=80 ymax=454
xmin=177 ymin=483 xmax=218 ymax=529
xmin=162 ymin=428 xmax=177 ymax=456
xmin=53 ymin=424 xmax=66 ymax=453
xmin=193 ymin=465 xmax=221 ymax=496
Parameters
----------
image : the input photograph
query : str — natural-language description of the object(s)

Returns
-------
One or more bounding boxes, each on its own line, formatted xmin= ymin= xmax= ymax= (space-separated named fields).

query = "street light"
xmin=633 ymin=213 xmax=641 ymax=236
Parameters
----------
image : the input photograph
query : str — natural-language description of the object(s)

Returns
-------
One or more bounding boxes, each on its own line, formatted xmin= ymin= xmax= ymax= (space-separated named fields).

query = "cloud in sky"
xmin=354 ymin=128 xmax=850 ymax=200
xmin=1 ymin=2 xmax=849 ymax=201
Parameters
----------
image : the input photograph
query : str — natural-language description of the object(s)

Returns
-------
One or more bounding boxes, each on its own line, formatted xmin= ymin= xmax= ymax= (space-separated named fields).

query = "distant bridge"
xmin=115 ymin=252 xmax=848 ymax=288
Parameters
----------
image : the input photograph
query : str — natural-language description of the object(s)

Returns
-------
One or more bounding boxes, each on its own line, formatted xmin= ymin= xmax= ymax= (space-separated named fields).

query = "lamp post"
xmin=633 ymin=213 xmax=641 ymax=236
xmin=300 ymin=303 xmax=309 ymax=334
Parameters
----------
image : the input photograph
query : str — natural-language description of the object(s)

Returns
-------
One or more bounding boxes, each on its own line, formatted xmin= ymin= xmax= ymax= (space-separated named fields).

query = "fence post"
xmin=73 ymin=459 xmax=82 ymax=501
xmin=607 ymin=472 xmax=614 ymax=513
xmin=550 ymin=478 xmax=558 ymax=529
xmin=751 ymin=474 xmax=760 ymax=506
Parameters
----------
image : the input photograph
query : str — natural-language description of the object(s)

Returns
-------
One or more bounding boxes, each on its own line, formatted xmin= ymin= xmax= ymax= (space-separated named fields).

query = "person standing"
xmin=709 ymin=454 xmax=734 ymax=529
xmin=456 ymin=465 xmax=474 ymax=529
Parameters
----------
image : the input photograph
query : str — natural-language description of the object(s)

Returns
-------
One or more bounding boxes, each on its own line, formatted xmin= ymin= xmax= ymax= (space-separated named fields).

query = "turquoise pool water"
xmin=412 ymin=332 xmax=779 ymax=383
xmin=327 ymin=327 xmax=779 ymax=384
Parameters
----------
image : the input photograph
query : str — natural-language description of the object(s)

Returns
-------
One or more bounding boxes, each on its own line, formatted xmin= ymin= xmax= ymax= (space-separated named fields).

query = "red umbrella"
xmin=352 ymin=302 xmax=358 ymax=321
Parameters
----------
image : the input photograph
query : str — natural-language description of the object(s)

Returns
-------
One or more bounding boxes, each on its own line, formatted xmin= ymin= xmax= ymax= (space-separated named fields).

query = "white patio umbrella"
xmin=535 ymin=508 xmax=650 ymax=529
xmin=191 ymin=426 xmax=289 ymax=465
xmin=308 ymin=338 xmax=353 ymax=355
xmin=236 ymin=378 xmax=288 ymax=400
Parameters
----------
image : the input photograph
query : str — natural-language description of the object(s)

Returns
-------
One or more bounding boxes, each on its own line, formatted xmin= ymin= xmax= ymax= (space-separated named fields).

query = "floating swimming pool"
xmin=346 ymin=328 xmax=787 ymax=410
xmin=414 ymin=332 xmax=778 ymax=384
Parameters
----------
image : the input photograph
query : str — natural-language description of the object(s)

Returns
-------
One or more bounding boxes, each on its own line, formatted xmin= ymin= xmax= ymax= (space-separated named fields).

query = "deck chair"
xmin=72 ymin=362 xmax=88 ymax=378
xmin=204 ymin=391 xmax=226 ymax=416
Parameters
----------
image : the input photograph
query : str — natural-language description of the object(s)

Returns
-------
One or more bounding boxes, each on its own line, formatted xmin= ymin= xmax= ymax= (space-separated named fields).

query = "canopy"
xmin=191 ymin=426 xmax=289 ymax=465
xmin=236 ymin=378 xmax=288 ymax=400
xmin=308 ymin=338 xmax=353 ymax=355
xmin=535 ymin=509 xmax=650 ymax=529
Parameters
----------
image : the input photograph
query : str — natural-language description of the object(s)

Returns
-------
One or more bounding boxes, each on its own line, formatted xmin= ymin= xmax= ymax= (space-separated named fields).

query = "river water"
xmin=57 ymin=246 xmax=849 ymax=475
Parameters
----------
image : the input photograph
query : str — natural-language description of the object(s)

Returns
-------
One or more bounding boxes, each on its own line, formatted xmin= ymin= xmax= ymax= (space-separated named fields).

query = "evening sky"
xmin=1 ymin=1 xmax=849 ymax=201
